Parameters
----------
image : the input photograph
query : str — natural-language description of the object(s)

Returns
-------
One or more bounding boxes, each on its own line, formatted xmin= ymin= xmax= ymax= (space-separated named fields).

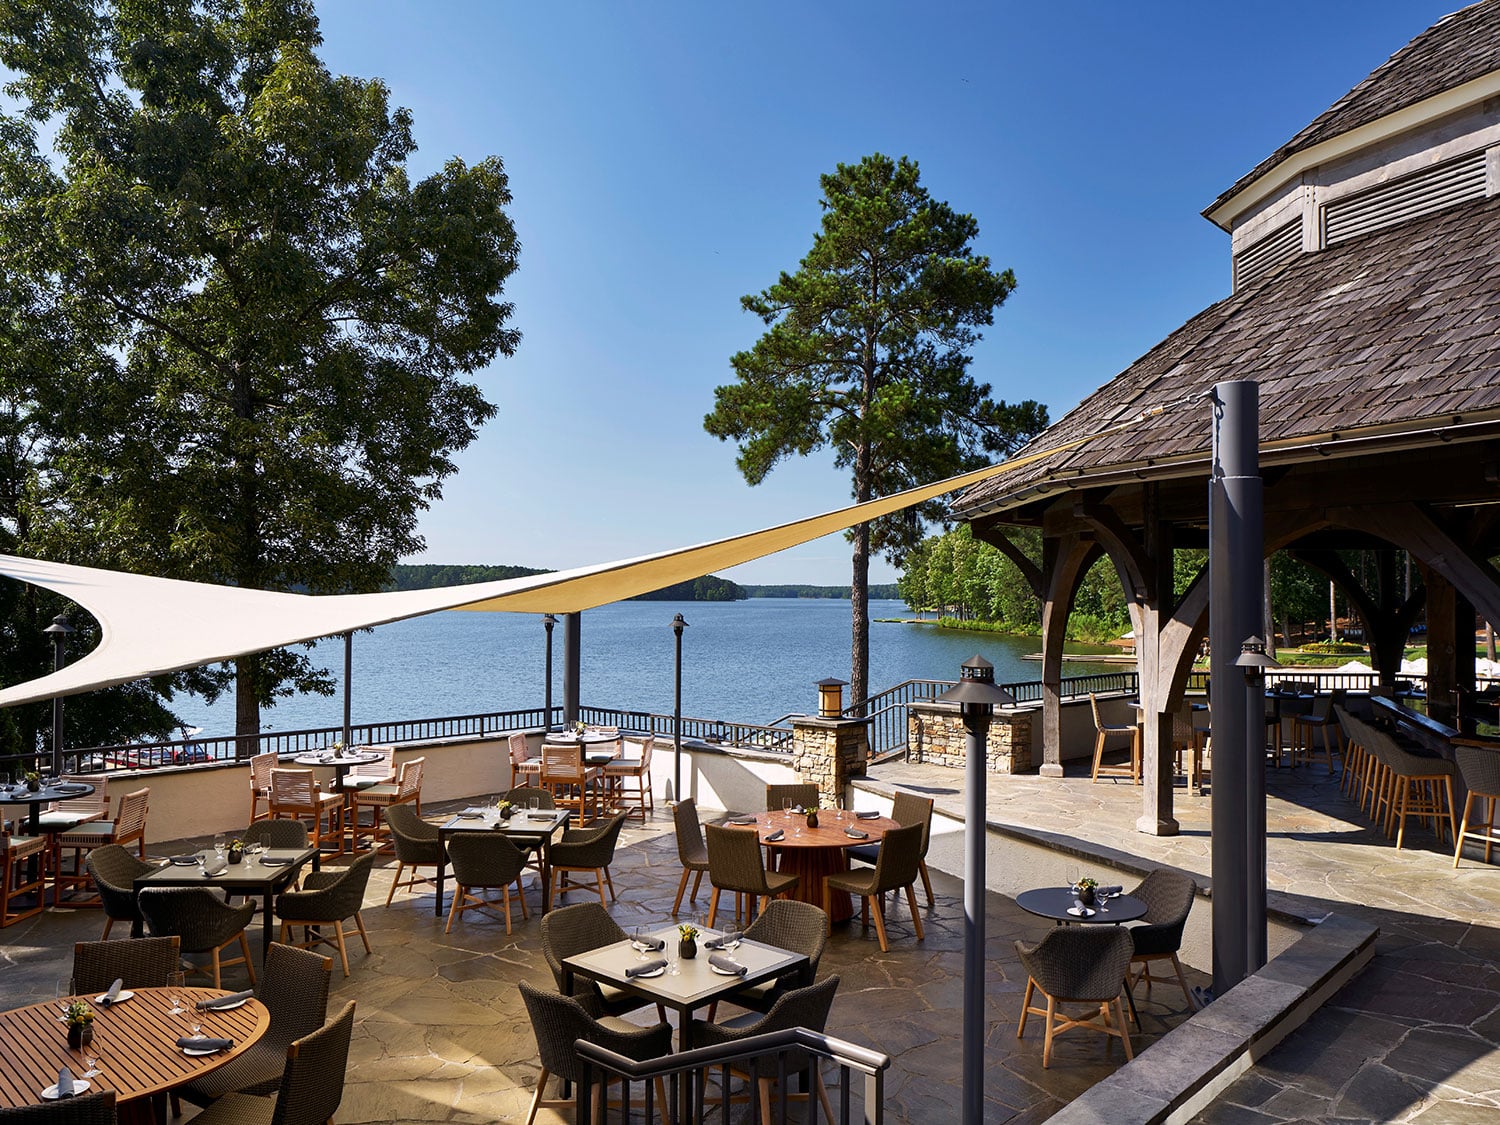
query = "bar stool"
xmin=1089 ymin=694 xmax=1140 ymax=784
xmin=1453 ymin=744 xmax=1500 ymax=869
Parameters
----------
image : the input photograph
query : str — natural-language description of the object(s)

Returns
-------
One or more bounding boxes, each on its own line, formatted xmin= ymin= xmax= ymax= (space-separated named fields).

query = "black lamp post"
xmin=1235 ymin=635 xmax=1280 ymax=978
xmin=542 ymin=614 xmax=557 ymax=730
xmin=936 ymin=655 xmax=1015 ymax=1125
xmin=43 ymin=614 xmax=74 ymax=776
xmin=671 ymin=614 xmax=688 ymax=802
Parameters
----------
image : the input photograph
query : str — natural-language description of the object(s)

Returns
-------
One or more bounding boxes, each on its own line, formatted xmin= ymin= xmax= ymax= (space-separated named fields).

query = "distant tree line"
xmin=389 ymin=565 xmax=746 ymax=602
xmin=742 ymin=584 xmax=901 ymax=600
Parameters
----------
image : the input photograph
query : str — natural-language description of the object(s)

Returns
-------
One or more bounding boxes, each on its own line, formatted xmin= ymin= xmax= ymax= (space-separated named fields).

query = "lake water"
xmin=171 ymin=598 xmax=1126 ymax=736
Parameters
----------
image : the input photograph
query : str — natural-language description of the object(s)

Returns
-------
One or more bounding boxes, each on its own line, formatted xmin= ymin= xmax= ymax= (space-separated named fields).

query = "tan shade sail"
xmin=0 ymin=425 xmax=1116 ymax=709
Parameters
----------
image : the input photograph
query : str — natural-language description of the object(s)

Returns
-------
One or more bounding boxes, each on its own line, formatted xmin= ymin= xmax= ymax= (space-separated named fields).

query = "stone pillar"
xmin=907 ymin=701 xmax=1032 ymax=773
xmin=790 ymin=716 xmax=870 ymax=808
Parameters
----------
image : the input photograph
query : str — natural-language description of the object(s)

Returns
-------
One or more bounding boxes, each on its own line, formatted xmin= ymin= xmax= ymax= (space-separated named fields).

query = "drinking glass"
xmin=56 ymin=977 xmax=73 ymax=1021
xmin=213 ymin=834 xmax=226 ymax=861
xmin=79 ymin=1048 xmax=100 ymax=1078
xmin=632 ymin=925 xmax=651 ymax=960
xmin=782 ymin=797 xmax=793 ymax=820
xmin=529 ymin=797 xmax=540 ymax=814
xmin=668 ymin=947 xmax=681 ymax=976
xmin=167 ymin=971 xmax=186 ymax=1014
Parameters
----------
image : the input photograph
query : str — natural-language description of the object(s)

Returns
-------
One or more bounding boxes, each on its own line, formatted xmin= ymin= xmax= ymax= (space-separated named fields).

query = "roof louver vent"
xmin=1322 ymin=151 xmax=1486 ymax=247
xmin=1232 ymin=219 xmax=1301 ymax=291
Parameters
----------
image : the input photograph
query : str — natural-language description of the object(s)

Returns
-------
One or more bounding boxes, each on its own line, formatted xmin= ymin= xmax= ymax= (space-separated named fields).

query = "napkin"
xmin=763 ymin=829 xmax=784 ymax=843
xmin=703 ymin=931 xmax=741 ymax=950
xmin=855 ymin=810 xmax=880 ymax=819
xmin=633 ymin=936 xmax=665 ymax=952
xmin=55 ymin=1067 xmax=75 ymax=1097
xmin=258 ymin=856 xmax=292 ymax=867
xmin=169 ymin=854 xmax=201 ymax=865
xmin=202 ymin=862 xmax=228 ymax=877
xmin=727 ymin=816 xmax=759 ymax=826
xmin=197 ymin=989 xmax=255 ymax=1011
xmin=708 ymin=953 xmax=748 ymax=977
xmin=1098 ymin=885 xmax=1123 ymax=897
xmin=842 ymin=827 xmax=868 ymax=839
xmin=99 ymin=978 xmax=124 ymax=1006
xmin=625 ymin=958 xmax=667 ymax=978
xmin=177 ymin=1036 xmax=234 ymax=1052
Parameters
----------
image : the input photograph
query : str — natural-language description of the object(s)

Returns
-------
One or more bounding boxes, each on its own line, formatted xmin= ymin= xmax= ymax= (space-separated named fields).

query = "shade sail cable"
xmin=0 ymin=401 xmax=1174 ymax=709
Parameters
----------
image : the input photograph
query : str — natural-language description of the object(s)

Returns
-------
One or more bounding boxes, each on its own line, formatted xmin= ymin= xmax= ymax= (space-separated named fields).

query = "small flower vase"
xmin=679 ymin=938 xmax=697 ymax=960
xmin=500 ymin=805 xmax=513 ymax=820
xmin=1078 ymin=886 xmax=1096 ymax=907
xmin=805 ymin=809 xmax=819 ymax=829
xmin=228 ymin=845 xmax=244 ymax=864
xmin=67 ymin=1023 xmax=91 ymax=1051
xmin=26 ymin=777 xmax=40 ymax=793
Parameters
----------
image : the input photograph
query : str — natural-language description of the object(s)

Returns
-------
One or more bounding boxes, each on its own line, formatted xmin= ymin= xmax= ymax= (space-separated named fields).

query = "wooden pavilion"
xmin=953 ymin=0 xmax=1500 ymax=835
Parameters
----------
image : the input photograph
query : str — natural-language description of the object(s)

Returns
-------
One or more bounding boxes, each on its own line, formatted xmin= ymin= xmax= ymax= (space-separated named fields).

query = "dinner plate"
xmin=1066 ymin=906 xmax=1096 ymax=917
xmin=456 ymin=810 xmax=484 ymax=819
xmin=710 ymin=961 xmax=746 ymax=976
xmin=95 ymin=989 xmax=135 ymax=1005
xmin=258 ymin=856 xmax=292 ymax=867
xmin=42 ymin=1080 xmax=91 ymax=1100
xmin=169 ymin=855 xmax=202 ymax=866
xmin=203 ymin=997 xmax=248 ymax=1011
xmin=183 ymin=1044 xmax=225 ymax=1057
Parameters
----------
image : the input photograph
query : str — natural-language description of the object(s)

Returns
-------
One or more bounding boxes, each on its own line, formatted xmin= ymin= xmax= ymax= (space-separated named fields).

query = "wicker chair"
xmin=847 ymin=791 xmax=935 ymax=907
xmin=1290 ymin=691 xmax=1345 ymax=773
xmin=36 ymin=775 xmax=108 ymax=834
xmin=1015 ymin=926 xmax=1134 ymax=1068
xmin=54 ymin=787 xmax=150 ymax=903
xmin=602 ymin=735 xmax=655 ymax=821
xmin=687 ymin=975 xmax=840 ymax=1124
xmin=274 ymin=851 xmax=376 ymax=977
xmin=1089 ymin=693 xmax=1140 ymax=783
xmin=721 ymin=899 xmax=828 ymax=1015
xmin=444 ymin=832 xmax=529 ymax=934
xmin=71 ymin=935 xmax=181 ymax=994
xmin=509 ymin=732 xmax=542 ymax=789
xmin=0 ymin=1090 xmax=117 ymax=1123
xmin=335 ymin=745 xmax=395 ymax=796
xmin=549 ymin=812 xmax=627 ymax=907
xmin=1350 ymin=713 xmax=1457 ymax=848
xmin=505 ymin=786 xmax=555 ymax=810
xmin=540 ymin=742 xmax=602 ymax=826
xmin=705 ymin=824 xmax=798 ymax=929
xmin=185 ymin=999 xmax=357 ymax=1125
xmin=383 ymin=803 xmax=445 ymax=907
xmin=268 ymin=769 xmax=343 ymax=855
xmin=241 ymin=819 xmax=309 ymax=851
xmin=671 ymin=797 xmax=710 ymax=916
xmin=517 ymin=980 xmax=673 ymax=1125
xmin=248 ymin=752 xmax=279 ymax=824
xmin=1 ymin=829 xmax=48 ymax=928
xmin=540 ymin=901 xmax=655 ymax=1020
xmin=1453 ymin=743 xmax=1500 ymax=869
xmin=764 ymin=782 xmax=819 ymax=813
xmin=138 ymin=888 xmax=257 ymax=988
xmin=180 ymin=943 xmax=333 ymax=1107
xmin=350 ymin=757 xmax=424 ymax=854
xmin=1125 ymin=869 xmax=1198 ymax=1014
xmin=822 ymin=822 xmax=925 ymax=952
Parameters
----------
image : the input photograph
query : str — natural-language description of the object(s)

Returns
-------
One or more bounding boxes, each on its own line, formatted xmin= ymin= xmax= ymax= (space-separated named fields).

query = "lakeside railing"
xmin=22 ymin=668 xmax=1440 ymax=779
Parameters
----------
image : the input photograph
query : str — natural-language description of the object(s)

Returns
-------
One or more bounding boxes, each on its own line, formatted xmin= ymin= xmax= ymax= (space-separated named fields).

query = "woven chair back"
xmin=347 ymin=746 xmax=394 ymax=783
xmin=706 ymin=824 xmax=774 ymax=896
xmin=271 ymin=1000 xmax=356 ymax=1125
xmin=505 ymin=786 xmax=554 ymax=809
xmin=1455 ymin=743 xmax=1500 ymax=797
xmin=270 ymin=769 xmax=318 ymax=811
xmin=508 ymin=732 xmax=533 ymax=770
xmin=1018 ymin=926 xmax=1133 ymax=1003
xmin=250 ymin=752 xmax=278 ymax=793
xmin=540 ymin=901 xmax=627 ymax=990
xmin=395 ymin=757 xmax=425 ymax=800
xmin=447 ymin=832 xmax=526 ymax=887
xmin=673 ymin=798 xmax=708 ymax=866
xmin=47 ymin=775 xmax=108 ymax=821
xmin=72 ymin=935 xmax=181 ymax=994
xmin=243 ymin=819 xmax=310 ymax=850
xmin=260 ymin=942 xmax=333 ymax=1047
xmin=113 ymin=788 xmax=151 ymax=843
xmin=139 ymin=886 xmax=256 ymax=953
xmin=0 ymin=1089 xmax=117 ymax=1122
xmin=764 ymin=782 xmax=819 ymax=813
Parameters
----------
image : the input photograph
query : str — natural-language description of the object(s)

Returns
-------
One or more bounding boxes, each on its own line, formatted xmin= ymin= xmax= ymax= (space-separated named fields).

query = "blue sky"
xmin=314 ymin=0 xmax=1459 ymax=586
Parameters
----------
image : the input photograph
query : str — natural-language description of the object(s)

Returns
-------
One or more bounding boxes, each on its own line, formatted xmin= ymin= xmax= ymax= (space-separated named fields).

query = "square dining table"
xmin=434 ymin=807 xmax=571 ymax=916
xmin=132 ymin=845 xmax=319 ymax=962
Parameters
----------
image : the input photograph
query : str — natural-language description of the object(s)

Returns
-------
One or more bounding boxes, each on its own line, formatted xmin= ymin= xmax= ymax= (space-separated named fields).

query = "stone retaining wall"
xmin=907 ymin=699 xmax=1033 ymax=773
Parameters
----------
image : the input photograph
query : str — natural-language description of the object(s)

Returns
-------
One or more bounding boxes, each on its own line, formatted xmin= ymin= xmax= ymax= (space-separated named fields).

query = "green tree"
xmin=0 ymin=0 xmax=519 ymax=742
xmin=705 ymin=153 xmax=1046 ymax=706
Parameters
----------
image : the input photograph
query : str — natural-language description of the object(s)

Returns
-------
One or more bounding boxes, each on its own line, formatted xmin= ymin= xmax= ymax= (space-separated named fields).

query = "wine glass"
xmin=55 ymin=977 xmax=73 ymax=1022
xmin=213 ymin=834 xmax=226 ymax=862
xmin=78 ymin=1047 xmax=100 ymax=1079
xmin=167 ymin=971 xmax=186 ymax=1015
xmin=782 ymin=797 xmax=793 ymax=821
xmin=632 ymin=924 xmax=651 ymax=960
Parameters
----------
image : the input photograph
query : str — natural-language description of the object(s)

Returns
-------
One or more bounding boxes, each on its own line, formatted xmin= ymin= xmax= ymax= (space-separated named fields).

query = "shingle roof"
xmin=1207 ymin=1 xmax=1500 ymax=218
xmin=954 ymin=193 xmax=1500 ymax=519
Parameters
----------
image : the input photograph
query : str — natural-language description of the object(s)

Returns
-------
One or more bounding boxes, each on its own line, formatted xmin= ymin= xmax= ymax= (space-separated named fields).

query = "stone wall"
xmin=907 ymin=700 xmax=1032 ymax=774
xmin=789 ymin=716 xmax=870 ymax=807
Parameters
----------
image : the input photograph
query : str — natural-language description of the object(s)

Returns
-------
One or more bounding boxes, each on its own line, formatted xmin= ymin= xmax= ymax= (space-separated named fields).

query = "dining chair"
xmin=138 ymin=887 xmax=257 ymax=988
xmin=508 ymin=732 xmax=542 ymax=789
xmin=336 ymin=745 xmax=396 ymax=794
xmin=71 ymin=935 xmax=181 ymax=995
xmin=540 ymin=741 xmax=602 ymax=826
xmin=764 ymin=782 xmax=819 ymax=813
xmin=847 ymin=791 xmax=935 ymax=907
xmin=184 ymin=999 xmax=357 ymax=1125
xmin=549 ymin=811 xmax=627 ymax=907
xmin=0 ymin=1089 xmax=117 ymax=1123
xmin=180 ymin=943 xmax=333 ymax=1108
xmin=241 ymin=819 xmax=310 ymax=850
xmin=383 ymin=803 xmax=445 ymax=906
xmin=1124 ymin=869 xmax=1199 ymax=1015
xmin=1349 ymin=713 xmax=1457 ymax=848
xmin=1088 ymin=694 xmax=1139 ymax=783
xmin=1015 ymin=926 xmax=1134 ymax=1068
xmin=274 ymin=851 xmax=377 ymax=976
xmin=82 ymin=844 xmax=156 ymax=939
xmin=268 ymin=768 xmax=343 ymax=855
xmin=1290 ymin=691 xmax=1345 ymax=774
xmin=822 ymin=821 xmax=926 ymax=952
xmin=444 ymin=832 xmax=529 ymax=934
xmin=539 ymin=901 xmax=657 ymax=1020
xmin=501 ymin=786 xmax=556 ymax=882
xmin=704 ymin=824 xmax=798 ymax=929
xmin=0 ymin=828 xmax=48 ymax=928
xmin=687 ymin=975 xmax=840 ymax=1125
xmin=517 ymin=980 xmax=674 ymax=1125
xmin=719 ymin=899 xmax=828 ymax=1016
xmin=602 ymin=734 xmax=654 ymax=820
xmin=248 ymin=752 xmax=279 ymax=824
xmin=1453 ymin=743 xmax=1500 ymax=868
xmin=54 ymin=787 xmax=151 ymax=904
xmin=36 ymin=775 xmax=108 ymax=834
xmin=350 ymin=756 xmax=425 ymax=853
xmin=670 ymin=797 xmax=710 ymax=916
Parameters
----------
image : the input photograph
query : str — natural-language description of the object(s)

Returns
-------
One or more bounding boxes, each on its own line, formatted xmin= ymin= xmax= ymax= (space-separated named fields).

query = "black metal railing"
xmin=576 ymin=1025 xmax=891 ymax=1124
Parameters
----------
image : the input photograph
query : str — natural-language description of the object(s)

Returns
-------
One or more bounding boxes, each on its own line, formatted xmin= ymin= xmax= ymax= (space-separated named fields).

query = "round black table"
xmin=1016 ymin=886 xmax=1147 ymax=925
xmin=0 ymin=780 xmax=96 ymax=835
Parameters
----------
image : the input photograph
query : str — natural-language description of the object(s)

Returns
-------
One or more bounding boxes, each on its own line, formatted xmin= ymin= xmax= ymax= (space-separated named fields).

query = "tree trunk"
xmin=234 ymin=654 xmax=259 ymax=759
xmin=850 ymin=521 xmax=870 ymax=717
xmin=1262 ymin=560 xmax=1277 ymax=660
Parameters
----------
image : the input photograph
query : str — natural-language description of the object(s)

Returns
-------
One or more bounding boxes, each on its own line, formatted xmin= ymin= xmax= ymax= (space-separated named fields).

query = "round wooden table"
xmin=743 ymin=810 xmax=899 ymax=922
xmin=0 ymin=987 xmax=269 ymax=1124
